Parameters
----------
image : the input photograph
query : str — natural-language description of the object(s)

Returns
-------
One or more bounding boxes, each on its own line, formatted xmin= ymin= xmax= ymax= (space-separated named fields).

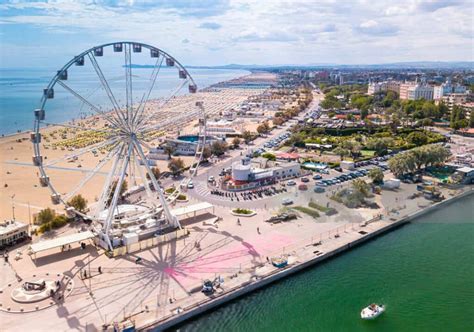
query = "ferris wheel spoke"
xmin=43 ymin=137 xmax=120 ymax=167
xmin=104 ymin=143 xmax=133 ymax=234
xmin=132 ymin=55 xmax=164 ymax=130
xmin=132 ymin=147 xmax=154 ymax=202
xmin=55 ymin=80 xmax=122 ymax=128
xmin=135 ymin=77 xmax=189 ymax=130
xmin=87 ymin=53 xmax=129 ymax=129
xmin=63 ymin=143 xmax=120 ymax=202
xmin=95 ymin=143 xmax=126 ymax=216
xmin=124 ymin=43 xmax=133 ymax=129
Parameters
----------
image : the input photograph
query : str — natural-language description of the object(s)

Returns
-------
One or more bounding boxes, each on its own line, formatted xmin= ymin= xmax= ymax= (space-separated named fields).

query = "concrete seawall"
xmin=140 ymin=188 xmax=473 ymax=331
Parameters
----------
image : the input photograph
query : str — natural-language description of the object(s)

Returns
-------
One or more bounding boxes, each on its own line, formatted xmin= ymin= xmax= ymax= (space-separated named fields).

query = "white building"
xmin=230 ymin=158 xmax=301 ymax=184
xmin=0 ymin=220 xmax=29 ymax=248
xmin=367 ymin=82 xmax=387 ymax=95
xmin=407 ymin=85 xmax=434 ymax=100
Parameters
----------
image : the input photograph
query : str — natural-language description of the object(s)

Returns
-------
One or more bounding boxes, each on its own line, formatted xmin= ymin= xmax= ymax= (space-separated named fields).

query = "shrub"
xmin=177 ymin=194 xmax=187 ymax=200
xmin=232 ymin=208 xmax=253 ymax=215
xmin=51 ymin=215 xmax=68 ymax=228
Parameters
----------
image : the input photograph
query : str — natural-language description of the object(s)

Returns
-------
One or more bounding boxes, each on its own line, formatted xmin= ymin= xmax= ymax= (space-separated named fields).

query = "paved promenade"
xmin=1 ymin=180 xmax=470 ymax=331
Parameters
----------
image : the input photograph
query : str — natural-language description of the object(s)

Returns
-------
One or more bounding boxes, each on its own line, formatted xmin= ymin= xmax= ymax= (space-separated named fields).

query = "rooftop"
xmin=0 ymin=220 xmax=28 ymax=236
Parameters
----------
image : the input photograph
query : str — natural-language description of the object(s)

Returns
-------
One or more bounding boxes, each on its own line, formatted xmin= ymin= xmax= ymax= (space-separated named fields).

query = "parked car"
xmin=314 ymin=186 xmax=325 ymax=193
xmin=282 ymin=198 xmax=293 ymax=205
xmin=287 ymin=180 xmax=296 ymax=186
xmin=313 ymin=174 xmax=322 ymax=180
xmin=301 ymin=177 xmax=310 ymax=183
xmin=187 ymin=182 xmax=194 ymax=189
xmin=298 ymin=184 xmax=308 ymax=191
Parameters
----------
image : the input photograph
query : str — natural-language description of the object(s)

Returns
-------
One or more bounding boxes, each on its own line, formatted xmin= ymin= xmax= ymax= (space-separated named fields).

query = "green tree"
xmin=163 ymin=144 xmax=176 ymax=158
xmin=406 ymin=131 xmax=428 ymax=146
xmin=146 ymin=167 xmax=161 ymax=180
xmin=273 ymin=117 xmax=285 ymax=126
xmin=108 ymin=180 xmax=128 ymax=205
xmin=231 ymin=137 xmax=241 ymax=148
xmin=168 ymin=158 xmax=185 ymax=177
xmin=333 ymin=147 xmax=349 ymax=160
xmin=67 ymin=194 xmax=88 ymax=213
xmin=470 ymin=111 xmax=474 ymax=128
xmin=37 ymin=208 xmax=55 ymax=225
xmin=242 ymin=130 xmax=253 ymax=144
xmin=211 ymin=140 xmax=228 ymax=156
xmin=201 ymin=146 xmax=212 ymax=160
xmin=352 ymin=179 xmax=370 ymax=197
xmin=368 ymin=168 xmax=384 ymax=184
xmin=366 ymin=137 xmax=393 ymax=156
xmin=261 ymin=152 xmax=276 ymax=161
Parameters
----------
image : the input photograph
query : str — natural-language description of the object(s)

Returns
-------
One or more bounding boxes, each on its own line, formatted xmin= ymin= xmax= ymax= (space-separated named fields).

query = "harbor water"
xmin=172 ymin=194 xmax=474 ymax=332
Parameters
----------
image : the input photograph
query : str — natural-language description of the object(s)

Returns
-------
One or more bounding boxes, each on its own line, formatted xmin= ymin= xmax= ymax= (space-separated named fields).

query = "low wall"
xmin=110 ymin=229 xmax=189 ymax=258
xmin=140 ymin=188 xmax=473 ymax=331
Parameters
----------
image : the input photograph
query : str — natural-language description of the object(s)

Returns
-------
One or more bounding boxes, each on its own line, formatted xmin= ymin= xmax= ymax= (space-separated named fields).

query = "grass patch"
xmin=177 ymin=194 xmax=187 ymax=200
xmin=292 ymin=206 xmax=320 ymax=219
xmin=165 ymin=187 xmax=176 ymax=194
xmin=360 ymin=150 xmax=376 ymax=157
xmin=308 ymin=201 xmax=338 ymax=216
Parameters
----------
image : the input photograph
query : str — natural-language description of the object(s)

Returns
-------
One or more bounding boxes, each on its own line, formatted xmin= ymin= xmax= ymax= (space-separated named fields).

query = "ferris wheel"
xmin=31 ymin=42 xmax=206 ymax=250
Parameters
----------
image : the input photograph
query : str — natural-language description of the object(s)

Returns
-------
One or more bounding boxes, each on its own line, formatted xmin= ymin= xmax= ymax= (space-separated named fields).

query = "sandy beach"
xmin=0 ymin=80 xmax=268 ymax=223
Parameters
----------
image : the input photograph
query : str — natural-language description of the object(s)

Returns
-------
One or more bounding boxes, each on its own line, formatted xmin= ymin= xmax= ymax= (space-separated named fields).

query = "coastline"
xmin=139 ymin=187 xmax=473 ymax=331
xmin=0 ymin=68 xmax=251 ymax=137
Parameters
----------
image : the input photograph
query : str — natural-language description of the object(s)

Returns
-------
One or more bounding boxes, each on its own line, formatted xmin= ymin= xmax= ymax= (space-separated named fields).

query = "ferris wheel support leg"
xmin=103 ymin=143 xmax=133 ymax=250
xmin=132 ymin=139 xmax=181 ymax=229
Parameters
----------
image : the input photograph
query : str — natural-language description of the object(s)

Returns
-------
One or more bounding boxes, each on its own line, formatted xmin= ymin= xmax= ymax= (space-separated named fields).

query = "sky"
xmin=0 ymin=0 xmax=473 ymax=68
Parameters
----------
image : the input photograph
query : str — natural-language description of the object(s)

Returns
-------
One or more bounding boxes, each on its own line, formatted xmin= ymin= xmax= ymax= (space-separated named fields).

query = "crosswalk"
xmin=193 ymin=181 xmax=211 ymax=198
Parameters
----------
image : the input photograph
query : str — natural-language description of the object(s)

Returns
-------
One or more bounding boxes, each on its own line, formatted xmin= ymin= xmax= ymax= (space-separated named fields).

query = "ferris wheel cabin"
xmin=133 ymin=44 xmax=142 ymax=53
xmin=150 ymin=49 xmax=159 ymax=58
xmin=34 ymin=109 xmax=45 ymax=121
xmin=75 ymin=56 xmax=85 ymax=66
xmin=113 ymin=43 xmax=123 ymax=52
xmin=94 ymin=47 xmax=103 ymax=57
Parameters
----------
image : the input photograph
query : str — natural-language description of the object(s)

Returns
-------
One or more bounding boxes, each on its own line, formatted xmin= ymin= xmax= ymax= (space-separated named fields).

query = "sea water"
xmin=173 ymin=195 xmax=474 ymax=332
xmin=0 ymin=67 xmax=249 ymax=136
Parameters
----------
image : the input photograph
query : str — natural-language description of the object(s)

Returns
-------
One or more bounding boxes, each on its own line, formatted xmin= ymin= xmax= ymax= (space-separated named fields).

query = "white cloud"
xmin=0 ymin=0 xmax=472 ymax=66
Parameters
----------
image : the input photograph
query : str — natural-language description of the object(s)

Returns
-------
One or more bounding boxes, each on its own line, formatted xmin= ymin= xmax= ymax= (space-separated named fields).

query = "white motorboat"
xmin=361 ymin=303 xmax=385 ymax=320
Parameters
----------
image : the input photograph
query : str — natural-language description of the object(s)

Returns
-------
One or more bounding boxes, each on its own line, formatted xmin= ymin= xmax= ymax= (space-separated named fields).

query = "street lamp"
xmin=10 ymin=194 xmax=15 ymax=220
